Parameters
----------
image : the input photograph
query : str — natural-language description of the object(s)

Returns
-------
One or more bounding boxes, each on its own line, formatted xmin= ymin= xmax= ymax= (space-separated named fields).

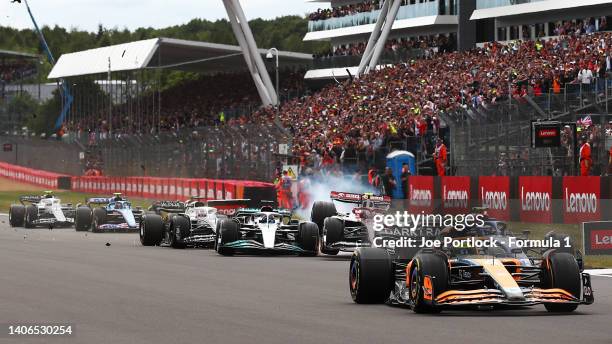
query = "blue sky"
xmin=0 ymin=0 xmax=326 ymax=32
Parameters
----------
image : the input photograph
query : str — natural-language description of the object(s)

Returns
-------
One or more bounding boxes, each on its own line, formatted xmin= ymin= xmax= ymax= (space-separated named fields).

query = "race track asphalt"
xmin=0 ymin=214 xmax=610 ymax=344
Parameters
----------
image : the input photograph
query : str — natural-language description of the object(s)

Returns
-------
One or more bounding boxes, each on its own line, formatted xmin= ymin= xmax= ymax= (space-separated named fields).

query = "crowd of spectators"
xmin=64 ymin=69 xmax=307 ymax=138
xmin=552 ymin=17 xmax=607 ymax=37
xmin=314 ymin=35 xmax=454 ymax=59
xmin=251 ymin=31 xmax=612 ymax=174
xmin=0 ymin=60 xmax=36 ymax=84
xmin=308 ymin=0 xmax=381 ymax=21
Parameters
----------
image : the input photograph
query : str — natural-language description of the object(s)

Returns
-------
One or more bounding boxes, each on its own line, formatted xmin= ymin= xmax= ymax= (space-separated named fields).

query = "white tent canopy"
xmin=48 ymin=37 xmax=312 ymax=79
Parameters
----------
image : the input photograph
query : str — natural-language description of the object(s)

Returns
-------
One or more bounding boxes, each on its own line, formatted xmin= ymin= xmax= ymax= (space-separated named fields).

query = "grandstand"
xmin=304 ymin=0 xmax=612 ymax=81
xmin=0 ymin=49 xmax=40 ymax=132
xmin=1 ymin=1 xmax=612 ymax=183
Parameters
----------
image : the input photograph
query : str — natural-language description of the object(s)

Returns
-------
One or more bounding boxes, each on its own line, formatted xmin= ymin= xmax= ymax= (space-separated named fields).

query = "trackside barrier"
xmin=69 ymin=176 xmax=273 ymax=204
xmin=405 ymin=176 xmax=611 ymax=224
xmin=0 ymin=161 xmax=274 ymax=205
xmin=0 ymin=161 xmax=66 ymax=189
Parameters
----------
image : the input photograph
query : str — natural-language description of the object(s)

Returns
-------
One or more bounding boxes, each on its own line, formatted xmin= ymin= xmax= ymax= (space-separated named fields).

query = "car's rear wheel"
xmin=409 ymin=252 xmax=448 ymax=313
xmin=140 ymin=214 xmax=164 ymax=246
xmin=75 ymin=207 xmax=92 ymax=232
xmin=311 ymin=201 xmax=337 ymax=234
xmin=9 ymin=204 xmax=25 ymax=227
xmin=91 ymin=208 xmax=106 ymax=233
xmin=298 ymin=222 xmax=319 ymax=256
xmin=169 ymin=216 xmax=190 ymax=249
xmin=542 ymin=251 xmax=581 ymax=312
xmin=217 ymin=220 xmax=239 ymax=256
xmin=24 ymin=205 xmax=37 ymax=228
xmin=350 ymin=248 xmax=393 ymax=304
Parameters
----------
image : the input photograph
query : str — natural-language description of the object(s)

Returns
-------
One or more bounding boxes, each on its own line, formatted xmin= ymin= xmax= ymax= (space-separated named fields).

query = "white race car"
xmin=9 ymin=191 xmax=75 ymax=228
xmin=140 ymin=198 xmax=250 ymax=248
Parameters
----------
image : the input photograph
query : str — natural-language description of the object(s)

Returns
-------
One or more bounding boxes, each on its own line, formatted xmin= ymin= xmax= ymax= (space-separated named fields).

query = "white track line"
xmin=585 ymin=269 xmax=612 ymax=277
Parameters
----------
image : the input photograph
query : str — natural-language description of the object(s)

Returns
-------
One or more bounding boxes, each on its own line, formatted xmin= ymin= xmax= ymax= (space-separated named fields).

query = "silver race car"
xmin=9 ymin=191 xmax=75 ymax=228
xmin=214 ymin=204 xmax=319 ymax=256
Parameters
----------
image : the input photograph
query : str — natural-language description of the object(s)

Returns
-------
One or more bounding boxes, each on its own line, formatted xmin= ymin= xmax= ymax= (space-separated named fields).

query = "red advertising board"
xmin=441 ymin=176 xmax=470 ymax=214
xmin=563 ymin=177 xmax=601 ymax=224
xmin=478 ymin=176 xmax=510 ymax=221
xmin=519 ymin=176 xmax=552 ymax=223
xmin=408 ymin=176 xmax=434 ymax=214
xmin=590 ymin=230 xmax=612 ymax=250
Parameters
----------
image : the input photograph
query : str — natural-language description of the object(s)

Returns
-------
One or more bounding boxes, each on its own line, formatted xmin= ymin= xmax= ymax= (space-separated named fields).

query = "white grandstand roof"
xmin=471 ymin=0 xmax=612 ymax=20
xmin=48 ymin=38 xmax=312 ymax=79
xmin=303 ymin=15 xmax=458 ymax=41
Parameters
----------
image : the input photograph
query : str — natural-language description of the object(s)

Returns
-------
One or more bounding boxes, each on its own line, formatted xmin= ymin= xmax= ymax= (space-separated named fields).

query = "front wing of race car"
xmin=433 ymin=273 xmax=594 ymax=307
xmin=181 ymin=220 xmax=216 ymax=246
xmin=220 ymin=239 xmax=312 ymax=254
xmin=32 ymin=208 xmax=75 ymax=226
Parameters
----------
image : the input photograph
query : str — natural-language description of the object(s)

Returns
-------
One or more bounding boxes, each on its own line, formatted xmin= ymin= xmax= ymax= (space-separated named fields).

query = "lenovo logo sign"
xmin=537 ymin=129 xmax=558 ymax=138
xmin=409 ymin=186 xmax=432 ymax=206
xmin=565 ymin=189 xmax=598 ymax=213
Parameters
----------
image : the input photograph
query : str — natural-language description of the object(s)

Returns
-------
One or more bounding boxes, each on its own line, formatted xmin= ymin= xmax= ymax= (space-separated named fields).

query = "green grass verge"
xmin=507 ymin=222 xmax=611 ymax=269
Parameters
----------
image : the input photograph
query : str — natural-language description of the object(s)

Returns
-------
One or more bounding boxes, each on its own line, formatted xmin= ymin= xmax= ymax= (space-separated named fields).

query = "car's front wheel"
xmin=9 ymin=204 xmax=25 ymax=227
xmin=169 ymin=216 xmax=190 ymax=249
xmin=542 ymin=251 xmax=581 ymax=312
xmin=140 ymin=215 xmax=164 ymax=246
xmin=216 ymin=220 xmax=239 ymax=256
xmin=409 ymin=252 xmax=448 ymax=313
xmin=349 ymin=248 xmax=393 ymax=304
xmin=24 ymin=205 xmax=38 ymax=229
xmin=75 ymin=207 xmax=92 ymax=232
xmin=297 ymin=222 xmax=319 ymax=256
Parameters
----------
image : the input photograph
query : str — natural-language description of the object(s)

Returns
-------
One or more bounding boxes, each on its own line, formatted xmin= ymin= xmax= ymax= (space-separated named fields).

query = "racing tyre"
xmin=298 ymin=222 xmax=319 ymax=256
xmin=320 ymin=217 xmax=343 ymax=255
xmin=169 ymin=216 xmax=190 ymax=249
xmin=409 ymin=253 xmax=448 ymax=313
xmin=349 ymin=248 xmax=393 ymax=304
xmin=24 ymin=205 xmax=38 ymax=228
xmin=542 ymin=251 xmax=581 ymax=312
xmin=140 ymin=215 xmax=163 ymax=246
xmin=91 ymin=208 xmax=107 ymax=233
xmin=75 ymin=207 xmax=92 ymax=232
xmin=217 ymin=220 xmax=239 ymax=256
xmin=9 ymin=204 xmax=25 ymax=227
xmin=311 ymin=201 xmax=337 ymax=234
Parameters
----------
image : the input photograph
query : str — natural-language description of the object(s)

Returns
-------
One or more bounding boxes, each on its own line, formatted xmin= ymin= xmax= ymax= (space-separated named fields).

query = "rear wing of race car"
xmin=149 ymin=200 xmax=186 ymax=213
xmin=86 ymin=197 xmax=112 ymax=206
xmin=19 ymin=195 xmax=42 ymax=205
xmin=330 ymin=191 xmax=391 ymax=206
xmin=206 ymin=199 xmax=251 ymax=216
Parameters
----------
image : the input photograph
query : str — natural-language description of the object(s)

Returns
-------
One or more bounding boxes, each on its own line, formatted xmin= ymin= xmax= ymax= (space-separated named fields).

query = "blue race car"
xmin=75 ymin=193 xmax=143 ymax=232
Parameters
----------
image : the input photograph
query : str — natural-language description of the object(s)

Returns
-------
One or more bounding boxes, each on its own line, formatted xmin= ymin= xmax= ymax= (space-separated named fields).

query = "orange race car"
xmin=349 ymin=229 xmax=594 ymax=313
